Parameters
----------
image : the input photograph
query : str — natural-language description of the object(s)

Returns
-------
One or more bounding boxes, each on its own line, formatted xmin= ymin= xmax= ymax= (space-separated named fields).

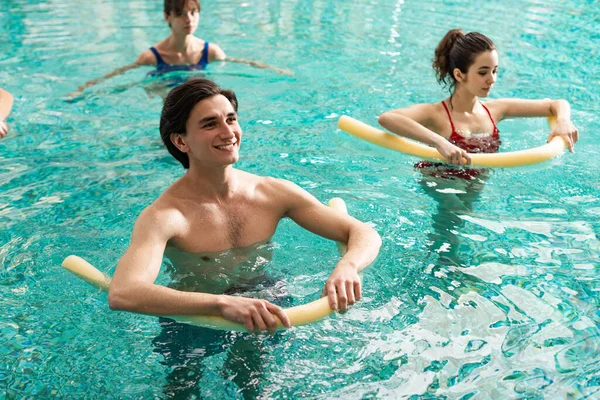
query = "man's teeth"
xmin=215 ymin=144 xmax=234 ymax=149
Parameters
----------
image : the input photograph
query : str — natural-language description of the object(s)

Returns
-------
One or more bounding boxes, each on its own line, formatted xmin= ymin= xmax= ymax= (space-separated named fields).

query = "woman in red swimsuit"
xmin=379 ymin=29 xmax=578 ymax=167
xmin=377 ymin=29 xmax=579 ymax=266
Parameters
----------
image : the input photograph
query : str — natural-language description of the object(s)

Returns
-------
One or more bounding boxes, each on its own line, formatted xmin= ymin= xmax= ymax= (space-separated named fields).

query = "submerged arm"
xmin=68 ymin=50 xmax=156 ymax=97
xmin=225 ymin=56 xmax=294 ymax=76
xmin=68 ymin=63 xmax=141 ymax=98
xmin=208 ymin=42 xmax=293 ymax=75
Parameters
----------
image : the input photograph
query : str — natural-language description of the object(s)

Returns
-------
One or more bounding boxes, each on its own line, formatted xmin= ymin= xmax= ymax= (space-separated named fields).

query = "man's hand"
xmin=323 ymin=264 xmax=362 ymax=312
xmin=218 ymin=295 xmax=291 ymax=333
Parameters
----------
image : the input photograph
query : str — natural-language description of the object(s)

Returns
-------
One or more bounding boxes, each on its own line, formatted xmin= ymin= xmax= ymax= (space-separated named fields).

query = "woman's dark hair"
xmin=160 ymin=78 xmax=238 ymax=169
xmin=164 ymin=0 xmax=200 ymax=16
xmin=432 ymin=29 xmax=496 ymax=93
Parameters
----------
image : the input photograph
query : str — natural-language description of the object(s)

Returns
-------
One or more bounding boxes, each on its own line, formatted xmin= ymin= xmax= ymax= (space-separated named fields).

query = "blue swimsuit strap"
xmin=199 ymin=41 xmax=209 ymax=66
xmin=149 ymin=47 xmax=167 ymax=67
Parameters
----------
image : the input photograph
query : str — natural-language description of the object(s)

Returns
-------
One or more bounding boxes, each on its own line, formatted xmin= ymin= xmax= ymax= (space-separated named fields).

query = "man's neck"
xmin=182 ymin=165 xmax=238 ymax=201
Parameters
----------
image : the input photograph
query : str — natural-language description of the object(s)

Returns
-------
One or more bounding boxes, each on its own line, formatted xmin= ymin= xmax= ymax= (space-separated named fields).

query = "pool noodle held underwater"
xmin=338 ymin=115 xmax=566 ymax=168
xmin=62 ymin=197 xmax=350 ymax=332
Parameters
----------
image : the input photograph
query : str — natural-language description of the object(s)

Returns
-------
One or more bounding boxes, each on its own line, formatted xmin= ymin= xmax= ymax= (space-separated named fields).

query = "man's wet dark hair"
xmin=160 ymin=78 xmax=238 ymax=169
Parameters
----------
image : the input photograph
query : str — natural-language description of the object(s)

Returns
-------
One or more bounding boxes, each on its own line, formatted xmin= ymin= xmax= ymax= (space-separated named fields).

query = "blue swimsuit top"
xmin=147 ymin=41 xmax=210 ymax=76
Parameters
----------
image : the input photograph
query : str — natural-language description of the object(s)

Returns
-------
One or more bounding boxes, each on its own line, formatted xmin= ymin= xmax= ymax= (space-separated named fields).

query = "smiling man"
xmin=108 ymin=78 xmax=381 ymax=332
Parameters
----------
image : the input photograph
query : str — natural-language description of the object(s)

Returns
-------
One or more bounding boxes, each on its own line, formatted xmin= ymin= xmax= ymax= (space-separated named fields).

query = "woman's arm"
xmin=0 ymin=88 xmax=14 ymax=138
xmin=67 ymin=50 xmax=156 ymax=98
xmin=379 ymin=103 xmax=471 ymax=165
xmin=490 ymin=98 xmax=579 ymax=152
xmin=209 ymin=43 xmax=293 ymax=76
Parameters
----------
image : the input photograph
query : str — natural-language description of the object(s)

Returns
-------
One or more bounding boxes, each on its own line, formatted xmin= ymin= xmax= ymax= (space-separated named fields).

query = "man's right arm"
xmin=108 ymin=207 xmax=290 ymax=331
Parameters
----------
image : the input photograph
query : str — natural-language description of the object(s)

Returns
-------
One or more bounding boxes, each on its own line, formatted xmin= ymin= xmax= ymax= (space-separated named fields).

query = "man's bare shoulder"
xmin=247 ymin=173 xmax=295 ymax=195
xmin=250 ymin=173 xmax=317 ymax=209
xmin=137 ymin=192 xmax=187 ymax=233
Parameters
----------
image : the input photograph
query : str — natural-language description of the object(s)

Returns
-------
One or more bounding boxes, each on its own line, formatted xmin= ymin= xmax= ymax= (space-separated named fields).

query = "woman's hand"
xmin=548 ymin=119 xmax=579 ymax=152
xmin=435 ymin=139 xmax=471 ymax=165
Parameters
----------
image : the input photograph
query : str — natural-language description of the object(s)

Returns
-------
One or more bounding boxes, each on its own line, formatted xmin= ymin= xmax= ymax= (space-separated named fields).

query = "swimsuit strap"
xmin=198 ymin=41 xmax=210 ymax=66
xmin=441 ymin=101 xmax=457 ymax=136
xmin=480 ymin=102 xmax=499 ymax=135
xmin=149 ymin=47 xmax=167 ymax=67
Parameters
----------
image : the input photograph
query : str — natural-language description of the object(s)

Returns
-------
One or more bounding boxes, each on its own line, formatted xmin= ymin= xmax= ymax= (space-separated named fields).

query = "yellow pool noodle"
xmin=338 ymin=115 xmax=565 ymax=168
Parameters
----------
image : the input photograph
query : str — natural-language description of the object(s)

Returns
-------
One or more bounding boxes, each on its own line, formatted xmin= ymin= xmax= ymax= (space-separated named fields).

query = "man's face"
xmin=175 ymin=94 xmax=242 ymax=168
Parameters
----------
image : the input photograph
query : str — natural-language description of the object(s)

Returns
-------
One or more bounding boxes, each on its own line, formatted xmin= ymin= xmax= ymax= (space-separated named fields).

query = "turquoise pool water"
xmin=1 ymin=0 xmax=600 ymax=398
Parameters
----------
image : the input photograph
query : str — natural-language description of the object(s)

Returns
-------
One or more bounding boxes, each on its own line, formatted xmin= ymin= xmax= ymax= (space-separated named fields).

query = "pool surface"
xmin=1 ymin=0 xmax=600 ymax=398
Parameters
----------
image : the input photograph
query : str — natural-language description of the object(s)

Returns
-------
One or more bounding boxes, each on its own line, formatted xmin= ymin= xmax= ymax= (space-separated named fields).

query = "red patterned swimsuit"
xmin=415 ymin=101 xmax=502 ymax=180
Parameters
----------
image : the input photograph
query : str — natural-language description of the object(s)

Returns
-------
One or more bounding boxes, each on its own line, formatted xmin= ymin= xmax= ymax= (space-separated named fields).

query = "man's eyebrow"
xmin=198 ymin=112 xmax=237 ymax=125
xmin=478 ymin=65 xmax=498 ymax=70
xmin=198 ymin=116 xmax=217 ymax=125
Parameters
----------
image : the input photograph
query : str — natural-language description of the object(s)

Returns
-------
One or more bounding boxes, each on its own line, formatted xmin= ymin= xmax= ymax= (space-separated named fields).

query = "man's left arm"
xmin=273 ymin=179 xmax=382 ymax=311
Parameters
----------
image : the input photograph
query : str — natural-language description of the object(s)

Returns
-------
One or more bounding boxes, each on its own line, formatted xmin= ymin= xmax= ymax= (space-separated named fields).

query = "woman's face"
xmin=459 ymin=50 xmax=499 ymax=98
xmin=165 ymin=0 xmax=200 ymax=35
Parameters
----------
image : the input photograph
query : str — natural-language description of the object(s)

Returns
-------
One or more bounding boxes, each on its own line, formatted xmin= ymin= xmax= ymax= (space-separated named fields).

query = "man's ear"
xmin=164 ymin=12 xmax=172 ymax=28
xmin=170 ymin=133 xmax=189 ymax=153
xmin=453 ymin=68 xmax=465 ymax=83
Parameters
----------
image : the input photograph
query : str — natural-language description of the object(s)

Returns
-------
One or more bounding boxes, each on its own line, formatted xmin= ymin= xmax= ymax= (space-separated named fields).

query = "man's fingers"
xmin=266 ymin=302 xmax=291 ymax=328
xmin=258 ymin=306 xmax=278 ymax=331
xmin=251 ymin=310 xmax=268 ymax=332
xmin=243 ymin=316 xmax=255 ymax=333
xmin=568 ymin=139 xmax=574 ymax=152
xmin=326 ymin=283 xmax=337 ymax=310
xmin=336 ymin=282 xmax=348 ymax=312
xmin=346 ymin=281 xmax=356 ymax=305
xmin=354 ymin=280 xmax=362 ymax=301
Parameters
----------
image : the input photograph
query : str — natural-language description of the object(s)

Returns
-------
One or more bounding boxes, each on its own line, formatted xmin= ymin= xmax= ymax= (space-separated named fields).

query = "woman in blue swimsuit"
xmin=71 ymin=0 xmax=292 ymax=96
